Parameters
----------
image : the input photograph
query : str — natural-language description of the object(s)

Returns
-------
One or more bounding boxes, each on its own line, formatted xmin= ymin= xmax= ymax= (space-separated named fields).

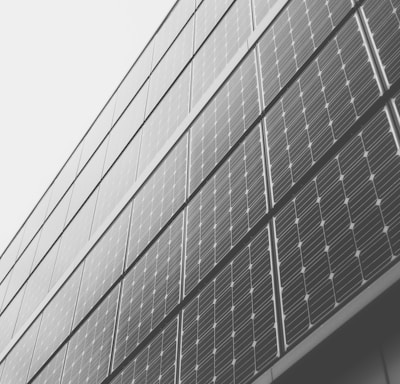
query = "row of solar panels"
xmin=1 ymin=0 xmax=400 ymax=383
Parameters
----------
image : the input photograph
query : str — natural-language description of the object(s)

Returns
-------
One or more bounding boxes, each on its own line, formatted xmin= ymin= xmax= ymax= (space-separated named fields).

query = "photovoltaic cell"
xmin=258 ymin=0 xmax=353 ymax=107
xmin=189 ymin=51 xmax=261 ymax=193
xmin=194 ymin=0 xmax=234 ymax=51
xmin=92 ymin=132 xmax=140 ymax=234
xmin=113 ymin=45 xmax=153 ymax=124
xmin=152 ymin=0 xmax=195 ymax=66
xmin=185 ymin=126 xmax=267 ymax=295
xmin=0 ymin=288 xmax=24 ymax=355
xmin=265 ymin=16 xmax=380 ymax=203
xmin=113 ymin=214 xmax=183 ymax=368
xmin=363 ymin=0 xmax=400 ymax=86
xmin=60 ymin=285 xmax=119 ymax=384
xmin=31 ymin=345 xmax=66 ymax=384
xmin=253 ymin=0 xmax=285 ymax=27
xmin=1 ymin=317 xmax=41 ymax=384
xmin=191 ymin=0 xmax=252 ymax=107
xmin=138 ymin=66 xmax=191 ymax=177
xmin=275 ymin=108 xmax=400 ymax=347
xmin=28 ymin=265 xmax=83 ymax=382
xmin=181 ymin=226 xmax=277 ymax=384
xmin=146 ymin=18 xmax=193 ymax=115
xmin=111 ymin=317 xmax=178 ymax=384
xmin=14 ymin=247 xmax=57 ymax=333
xmin=51 ymin=191 xmax=97 ymax=288
xmin=73 ymin=204 xmax=131 ymax=327
xmin=127 ymin=136 xmax=187 ymax=268
xmin=104 ymin=81 xmax=148 ymax=172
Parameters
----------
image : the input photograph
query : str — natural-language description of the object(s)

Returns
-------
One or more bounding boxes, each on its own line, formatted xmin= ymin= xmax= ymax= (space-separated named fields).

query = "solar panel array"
xmin=1 ymin=1 xmax=400 ymax=384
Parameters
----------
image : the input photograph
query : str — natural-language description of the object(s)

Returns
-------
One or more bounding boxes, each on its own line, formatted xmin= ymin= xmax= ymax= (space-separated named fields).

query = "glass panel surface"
xmin=60 ymin=285 xmax=119 ymax=384
xmin=113 ymin=214 xmax=183 ymax=368
xmin=253 ymin=0 xmax=284 ymax=26
xmin=31 ymin=345 xmax=66 ymax=384
xmin=189 ymin=50 xmax=260 ymax=193
xmin=0 ymin=230 xmax=24 ymax=283
xmin=191 ymin=0 xmax=252 ymax=107
xmin=1 ymin=316 xmax=41 ymax=384
xmin=181 ymin=226 xmax=277 ymax=384
xmin=28 ymin=265 xmax=83 ymax=382
xmin=127 ymin=136 xmax=188 ymax=267
xmin=137 ymin=65 xmax=191 ymax=176
xmin=113 ymin=43 xmax=153 ymax=123
xmin=185 ymin=126 xmax=267 ymax=295
xmin=0 ymin=273 xmax=11 ymax=312
xmin=73 ymin=204 xmax=131 ymax=327
xmin=146 ymin=17 xmax=194 ymax=115
xmin=111 ymin=317 xmax=178 ymax=383
xmin=275 ymin=109 xmax=400 ymax=347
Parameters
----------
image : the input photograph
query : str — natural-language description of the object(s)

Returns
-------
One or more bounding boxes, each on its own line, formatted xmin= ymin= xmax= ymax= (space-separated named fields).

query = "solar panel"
xmin=104 ymin=81 xmax=148 ymax=172
xmin=363 ymin=0 xmax=400 ymax=86
xmin=0 ymin=230 xmax=23 ymax=283
xmin=60 ymin=285 xmax=119 ymax=384
xmin=152 ymin=0 xmax=195 ymax=66
xmin=113 ymin=46 xmax=153 ymax=124
xmin=191 ymin=0 xmax=253 ymax=108
xmin=265 ymin=15 xmax=380 ymax=204
xmin=28 ymin=265 xmax=83 ymax=381
xmin=1 ymin=316 xmax=41 ymax=384
xmin=92 ymin=130 xmax=140 ymax=234
xmin=185 ymin=126 xmax=267 ymax=295
xmin=51 ymin=191 xmax=97 ymax=287
xmin=113 ymin=213 xmax=183 ymax=368
xmin=73 ymin=204 xmax=131 ymax=328
xmin=253 ymin=0 xmax=284 ymax=27
xmin=189 ymin=50 xmax=260 ymax=193
xmin=31 ymin=345 xmax=66 ymax=384
xmin=146 ymin=18 xmax=193 ymax=115
xmin=181 ymin=226 xmax=277 ymax=384
xmin=14 ymin=247 xmax=57 ymax=333
xmin=194 ymin=0 xmax=234 ymax=51
xmin=127 ymin=136 xmax=188 ymax=268
xmin=111 ymin=317 xmax=178 ymax=384
xmin=138 ymin=66 xmax=191 ymax=177
xmin=275 ymin=108 xmax=400 ymax=347
xmin=258 ymin=0 xmax=353 ymax=107
xmin=0 ymin=288 xmax=24 ymax=355
xmin=0 ymin=272 xmax=11 ymax=313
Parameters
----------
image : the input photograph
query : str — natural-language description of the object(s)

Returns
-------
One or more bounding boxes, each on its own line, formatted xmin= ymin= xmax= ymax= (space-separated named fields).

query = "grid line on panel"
xmin=29 ymin=345 xmax=66 ymax=384
xmin=275 ymin=107 xmax=400 ymax=348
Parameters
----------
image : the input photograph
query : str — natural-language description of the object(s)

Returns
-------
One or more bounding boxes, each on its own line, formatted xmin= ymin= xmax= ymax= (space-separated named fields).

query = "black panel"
xmin=51 ymin=192 xmax=97 ymax=287
xmin=191 ymin=0 xmax=253 ymax=107
xmin=194 ymin=0 xmax=234 ymax=51
xmin=363 ymin=0 xmax=400 ymax=86
xmin=147 ymin=18 xmax=193 ymax=115
xmin=189 ymin=51 xmax=261 ymax=193
xmin=185 ymin=126 xmax=267 ymax=295
xmin=92 ymin=131 xmax=140 ymax=234
xmin=275 ymin=109 xmax=400 ymax=347
xmin=138 ymin=66 xmax=191 ymax=177
xmin=28 ymin=266 xmax=83 ymax=381
xmin=1 ymin=316 xmax=41 ymax=384
xmin=31 ymin=345 xmax=66 ymax=384
xmin=152 ymin=0 xmax=195 ymax=66
xmin=73 ymin=205 xmax=131 ymax=327
xmin=181 ymin=226 xmax=277 ymax=384
xmin=61 ymin=285 xmax=119 ymax=384
xmin=258 ymin=0 xmax=353 ymax=107
xmin=253 ymin=0 xmax=284 ymax=27
xmin=111 ymin=317 xmax=178 ymax=384
xmin=113 ymin=214 xmax=183 ymax=368
xmin=265 ymin=15 xmax=380 ymax=203
xmin=127 ymin=136 xmax=187 ymax=268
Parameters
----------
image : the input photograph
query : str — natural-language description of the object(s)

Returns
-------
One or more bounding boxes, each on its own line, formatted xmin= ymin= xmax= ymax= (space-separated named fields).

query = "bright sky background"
xmin=0 ymin=0 xmax=176 ymax=254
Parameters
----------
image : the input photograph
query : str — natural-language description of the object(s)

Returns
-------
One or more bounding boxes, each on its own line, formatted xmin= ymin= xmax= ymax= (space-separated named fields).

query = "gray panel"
xmin=31 ymin=345 xmax=66 ymax=384
xmin=0 ymin=230 xmax=24 ymax=283
xmin=383 ymin=330 xmax=400 ymax=384
xmin=253 ymin=0 xmax=284 ymax=27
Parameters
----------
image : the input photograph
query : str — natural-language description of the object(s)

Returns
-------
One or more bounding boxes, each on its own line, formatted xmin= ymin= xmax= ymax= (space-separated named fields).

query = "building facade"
xmin=0 ymin=0 xmax=400 ymax=383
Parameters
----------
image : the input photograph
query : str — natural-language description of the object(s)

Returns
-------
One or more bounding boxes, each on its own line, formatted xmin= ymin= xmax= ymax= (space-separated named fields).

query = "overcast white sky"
xmin=0 ymin=0 xmax=176 ymax=254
